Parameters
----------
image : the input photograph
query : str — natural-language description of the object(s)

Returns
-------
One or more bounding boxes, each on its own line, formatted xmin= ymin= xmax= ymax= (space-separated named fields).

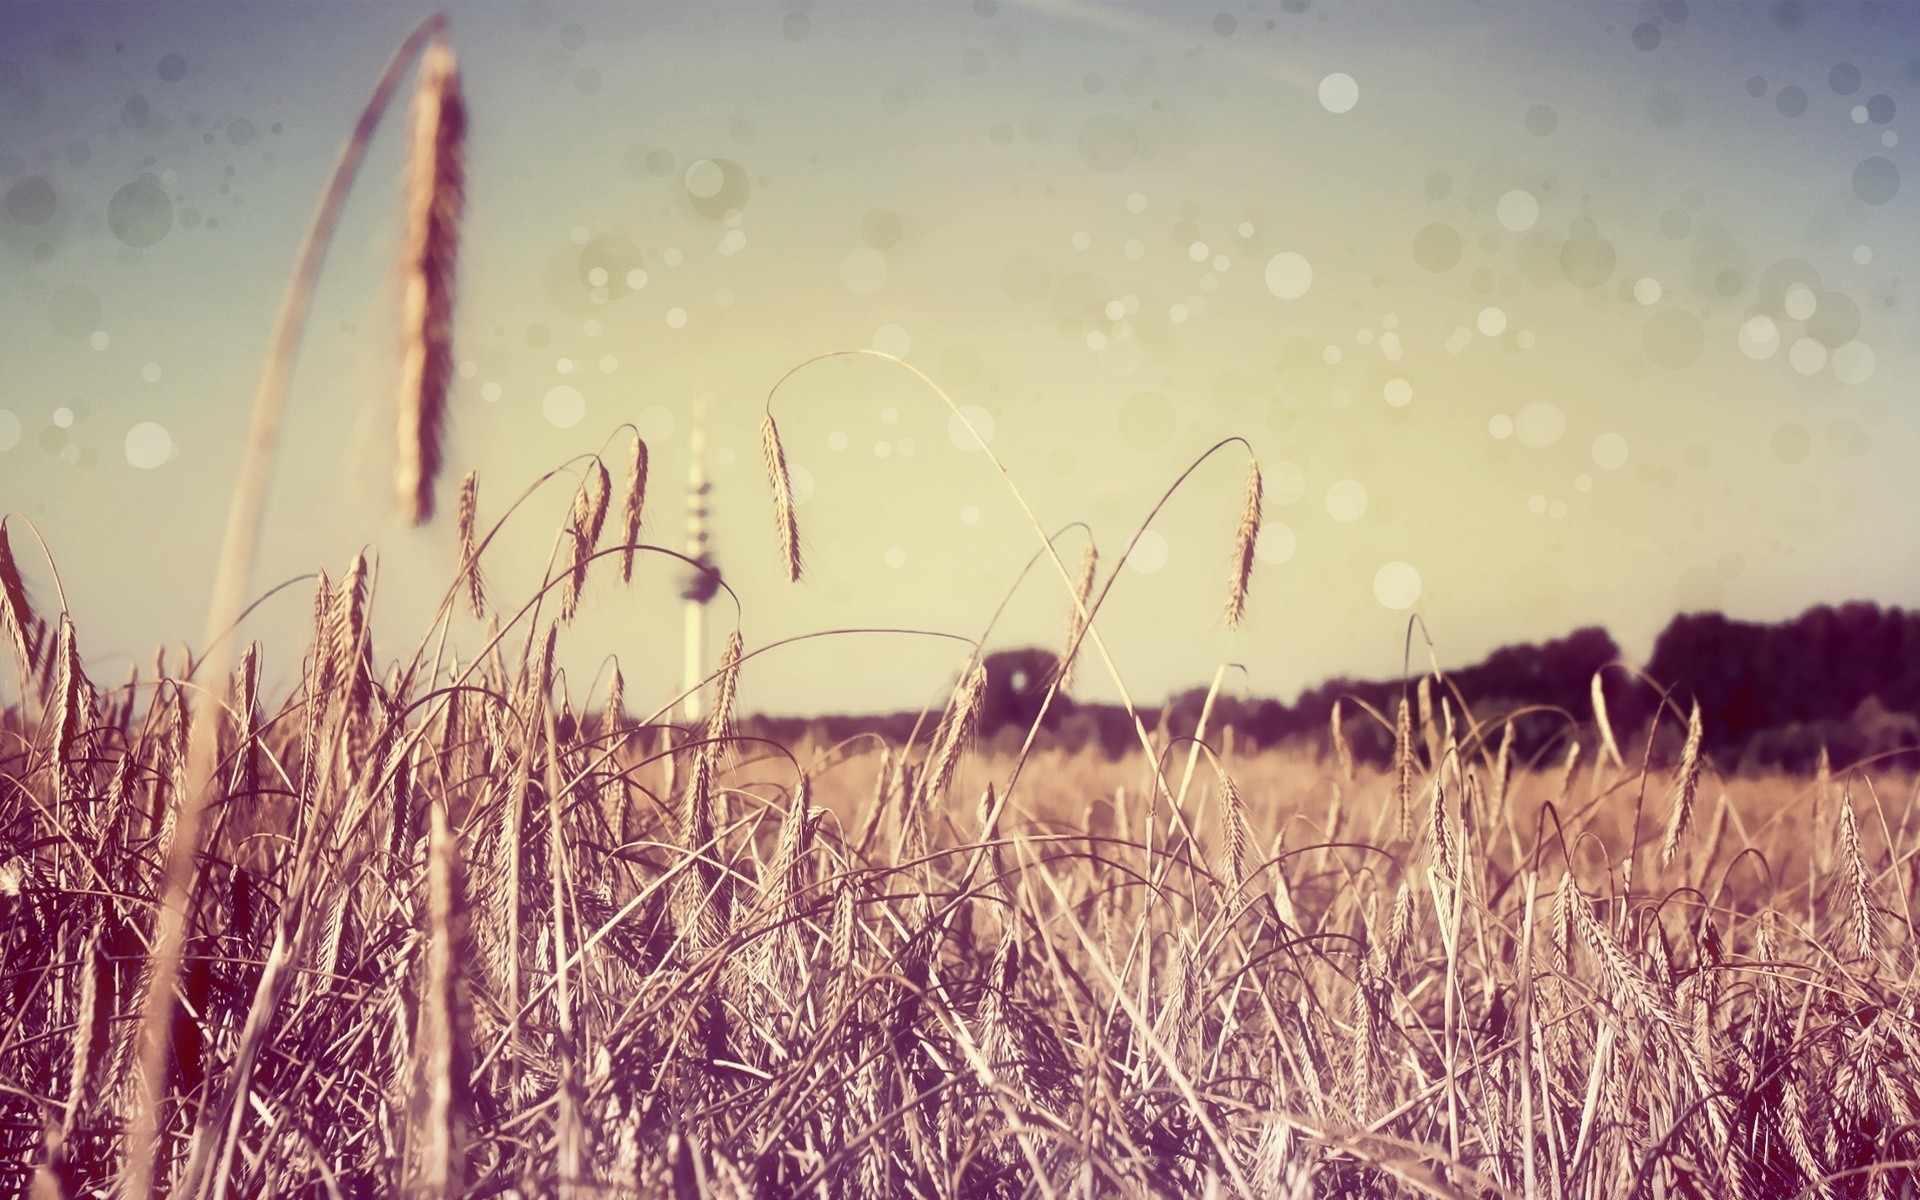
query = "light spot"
xmin=1266 ymin=460 xmax=1306 ymax=504
xmin=1126 ymin=191 xmax=1147 ymax=213
xmin=788 ymin=463 xmax=815 ymax=505
xmin=1265 ymin=252 xmax=1312 ymax=299
xmin=141 ymin=362 xmax=161 ymax=383
xmin=1784 ymin=284 xmax=1817 ymax=320
xmin=1854 ymin=245 xmax=1873 ymax=265
xmin=1325 ymin=480 xmax=1368 ymax=522
xmin=885 ymin=547 xmax=906 ymax=569
xmin=1256 ymin=521 xmax=1296 ymax=564
xmin=665 ymin=308 xmax=688 ymax=329
xmin=873 ymin=323 xmax=911 ymax=357
xmin=481 ymin=381 xmax=502 ymax=402
xmin=0 ymin=410 xmax=19 ymax=452
xmin=1788 ymin=337 xmax=1827 ymax=375
xmin=600 ymin=355 xmax=618 ymax=374
xmin=949 ymin=405 xmax=995 ymax=451
xmin=1771 ymin=423 xmax=1810 ymax=463
xmin=1318 ymin=72 xmax=1359 ymax=114
xmin=626 ymin=268 xmax=649 ymax=290
xmin=961 ymin=505 xmax=980 ymax=525
xmin=124 ymin=421 xmax=173 ymax=468
xmin=1832 ymin=341 xmax=1875 ymax=384
xmin=1852 ymin=157 xmax=1900 ymax=205
xmin=1633 ymin=277 xmax=1661 ymax=305
xmin=1477 ymin=307 xmax=1507 ymax=336
xmin=1515 ymin=402 xmax=1566 ymax=448
xmin=1373 ymin=562 xmax=1421 ymax=610
xmin=543 ymin=385 xmax=586 ymax=428
xmin=1738 ymin=315 xmax=1780 ymax=360
xmin=1381 ymin=378 xmax=1411 ymax=408
xmin=874 ymin=441 xmax=892 ymax=459
xmin=685 ymin=159 xmax=725 ymax=199
xmin=1489 ymin=414 xmax=1514 ymax=439
xmin=90 ymin=331 xmax=110 ymax=351
xmin=1591 ymin=433 xmax=1629 ymax=470
xmin=1496 ymin=189 xmax=1538 ymax=232
xmin=1128 ymin=529 xmax=1169 ymax=574
xmin=53 ymin=407 xmax=72 ymax=428
xmin=828 ymin=431 xmax=848 ymax=452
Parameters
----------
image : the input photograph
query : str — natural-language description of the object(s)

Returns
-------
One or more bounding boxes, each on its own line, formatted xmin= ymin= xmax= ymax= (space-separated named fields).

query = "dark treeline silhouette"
xmin=744 ymin=602 xmax=1920 ymax=774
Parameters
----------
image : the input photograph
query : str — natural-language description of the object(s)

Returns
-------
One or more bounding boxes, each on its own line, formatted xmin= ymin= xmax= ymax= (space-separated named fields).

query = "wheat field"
xmin=6 ymin=15 xmax=1919 ymax=1200
xmin=3 ymin=526 xmax=1918 ymax=1198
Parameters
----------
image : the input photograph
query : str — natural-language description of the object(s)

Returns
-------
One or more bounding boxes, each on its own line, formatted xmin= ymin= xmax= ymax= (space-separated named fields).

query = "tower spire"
xmin=681 ymin=394 xmax=718 ymax=721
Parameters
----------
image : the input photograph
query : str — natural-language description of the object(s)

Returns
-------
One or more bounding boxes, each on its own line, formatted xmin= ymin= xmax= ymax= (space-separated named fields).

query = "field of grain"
xmin=5 ymin=492 xmax=1920 ymax=1198
xmin=7 ymin=16 xmax=1918 ymax=1199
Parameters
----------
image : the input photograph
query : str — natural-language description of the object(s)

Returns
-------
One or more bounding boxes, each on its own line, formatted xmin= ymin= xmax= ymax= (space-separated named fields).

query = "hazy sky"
xmin=3 ymin=1 xmax=1918 ymax=716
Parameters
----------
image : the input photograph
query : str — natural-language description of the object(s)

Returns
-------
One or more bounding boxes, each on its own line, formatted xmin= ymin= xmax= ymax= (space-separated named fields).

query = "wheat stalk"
xmin=0 ymin=520 xmax=35 ymax=676
xmin=1329 ymin=698 xmax=1355 ymax=783
xmin=456 ymin=471 xmax=485 ymax=617
xmin=618 ymin=434 xmax=649 ymax=584
xmin=1660 ymin=701 xmax=1703 ymax=867
xmin=1225 ymin=460 xmax=1261 ymax=630
xmin=1837 ymin=789 xmax=1876 ymax=960
xmin=1057 ymin=543 xmax=1096 ymax=692
xmin=395 ymin=40 xmax=466 ymax=526
xmin=761 ymin=414 xmax=802 ymax=583
xmin=1592 ymin=669 xmax=1623 ymax=770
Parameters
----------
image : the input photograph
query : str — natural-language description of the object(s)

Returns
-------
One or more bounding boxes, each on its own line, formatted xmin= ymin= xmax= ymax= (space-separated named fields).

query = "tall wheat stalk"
xmin=124 ymin=17 xmax=455 ymax=1196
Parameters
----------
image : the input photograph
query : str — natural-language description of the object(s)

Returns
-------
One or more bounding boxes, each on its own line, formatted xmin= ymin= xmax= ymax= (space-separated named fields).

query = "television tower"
xmin=680 ymin=394 xmax=721 ymax=721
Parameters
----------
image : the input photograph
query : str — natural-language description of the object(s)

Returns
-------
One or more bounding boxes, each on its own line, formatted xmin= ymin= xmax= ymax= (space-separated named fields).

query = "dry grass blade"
xmin=1330 ymin=697 xmax=1354 ymax=783
xmin=1225 ymin=459 xmax=1262 ymax=630
xmin=395 ymin=40 xmax=466 ymax=527
xmin=1592 ymin=669 xmax=1623 ymax=770
xmin=761 ymin=414 xmax=802 ymax=583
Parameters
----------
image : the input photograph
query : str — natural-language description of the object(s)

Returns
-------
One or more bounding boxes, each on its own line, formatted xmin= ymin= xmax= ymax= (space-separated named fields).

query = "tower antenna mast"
xmin=680 ymin=394 xmax=720 ymax=722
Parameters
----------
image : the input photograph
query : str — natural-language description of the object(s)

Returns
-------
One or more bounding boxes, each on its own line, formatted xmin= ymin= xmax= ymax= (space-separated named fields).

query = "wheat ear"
xmin=1225 ymin=459 xmax=1261 ymax=630
xmin=1057 ymin=543 xmax=1096 ymax=692
xmin=1660 ymin=701 xmax=1703 ymax=867
xmin=396 ymin=40 xmax=466 ymax=526
xmin=761 ymin=415 xmax=802 ymax=582
xmin=618 ymin=434 xmax=648 ymax=584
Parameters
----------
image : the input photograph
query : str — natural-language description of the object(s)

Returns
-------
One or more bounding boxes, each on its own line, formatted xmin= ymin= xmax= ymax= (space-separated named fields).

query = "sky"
xmin=2 ymin=0 xmax=1918 ymax=717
